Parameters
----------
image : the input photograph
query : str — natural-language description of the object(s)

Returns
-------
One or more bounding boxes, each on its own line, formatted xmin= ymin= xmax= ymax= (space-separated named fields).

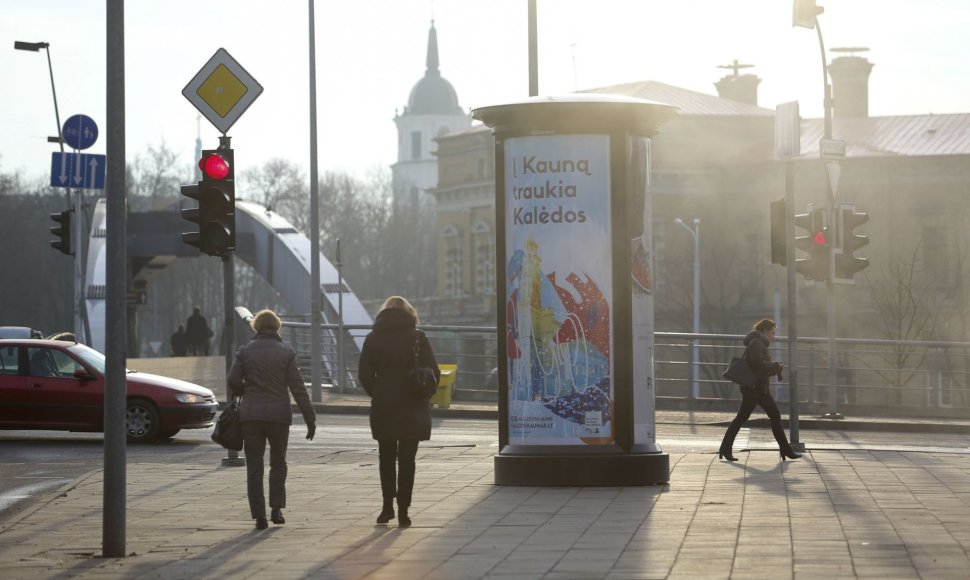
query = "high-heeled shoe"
xmin=255 ymin=517 xmax=268 ymax=530
xmin=780 ymin=449 xmax=802 ymax=461
xmin=271 ymin=508 xmax=285 ymax=525
xmin=718 ymin=448 xmax=738 ymax=462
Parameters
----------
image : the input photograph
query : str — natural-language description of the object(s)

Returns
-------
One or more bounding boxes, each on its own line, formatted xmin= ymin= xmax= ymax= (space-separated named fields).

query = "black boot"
xmin=719 ymin=422 xmax=742 ymax=462
xmin=770 ymin=418 xmax=801 ymax=461
xmin=271 ymin=508 xmax=285 ymax=524
xmin=376 ymin=498 xmax=395 ymax=524
xmin=398 ymin=506 xmax=411 ymax=528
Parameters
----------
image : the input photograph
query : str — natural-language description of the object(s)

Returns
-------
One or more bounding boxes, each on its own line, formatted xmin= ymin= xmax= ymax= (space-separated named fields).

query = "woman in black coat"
xmin=719 ymin=318 xmax=801 ymax=462
xmin=358 ymin=296 xmax=439 ymax=527
xmin=228 ymin=309 xmax=316 ymax=530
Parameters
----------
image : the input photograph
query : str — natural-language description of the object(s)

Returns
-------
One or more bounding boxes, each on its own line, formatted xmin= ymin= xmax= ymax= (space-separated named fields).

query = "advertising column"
xmin=475 ymin=94 xmax=677 ymax=486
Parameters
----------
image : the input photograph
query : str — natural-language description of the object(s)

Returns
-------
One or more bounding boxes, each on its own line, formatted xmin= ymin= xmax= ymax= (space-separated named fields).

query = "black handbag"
xmin=408 ymin=331 xmax=438 ymax=399
xmin=211 ymin=399 xmax=243 ymax=451
xmin=722 ymin=349 xmax=756 ymax=388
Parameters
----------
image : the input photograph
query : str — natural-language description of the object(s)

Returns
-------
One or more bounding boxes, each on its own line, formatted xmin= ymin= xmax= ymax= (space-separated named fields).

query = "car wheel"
xmin=126 ymin=398 xmax=160 ymax=443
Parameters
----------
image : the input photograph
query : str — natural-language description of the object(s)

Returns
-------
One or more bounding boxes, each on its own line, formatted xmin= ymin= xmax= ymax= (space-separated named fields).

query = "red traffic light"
xmin=813 ymin=231 xmax=827 ymax=245
xmin=199 ymin=153 xmax=230 ymax=180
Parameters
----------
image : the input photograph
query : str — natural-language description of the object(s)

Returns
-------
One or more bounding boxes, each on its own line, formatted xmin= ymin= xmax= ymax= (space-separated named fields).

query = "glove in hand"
xmin=306 ymin=423 xmax=316 ymax=441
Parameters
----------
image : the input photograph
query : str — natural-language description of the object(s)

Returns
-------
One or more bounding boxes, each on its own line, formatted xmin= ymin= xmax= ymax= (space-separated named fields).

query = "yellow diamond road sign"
xmin=183 ymin=48 xmax=263 ymax=134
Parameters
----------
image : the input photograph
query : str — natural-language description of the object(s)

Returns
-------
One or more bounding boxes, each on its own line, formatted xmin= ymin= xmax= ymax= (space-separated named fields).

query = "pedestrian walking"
xmin=358 ymin=296 xmax=439 ymax=527
xmin=185 ymin=306 xmax=213 ymax=355
xmin=227 ymin=309 xmax=316 ymax=530
xmin=170 ymin=324 xmax=187 ymax=357
xmin=719 ymin=318 xmax=802 ymax=462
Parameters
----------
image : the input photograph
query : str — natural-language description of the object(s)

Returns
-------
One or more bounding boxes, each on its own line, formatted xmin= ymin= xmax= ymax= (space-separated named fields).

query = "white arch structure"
xmin=84 ymin=198 xmax=373 ymax=353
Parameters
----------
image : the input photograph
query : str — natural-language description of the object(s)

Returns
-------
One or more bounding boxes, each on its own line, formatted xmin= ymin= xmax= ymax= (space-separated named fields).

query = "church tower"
xmin=392 ymin=21 xmax=471 ymax=212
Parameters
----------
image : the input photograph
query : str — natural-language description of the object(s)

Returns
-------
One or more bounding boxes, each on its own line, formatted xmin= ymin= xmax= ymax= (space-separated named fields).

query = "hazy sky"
xmin=3 ymin=0 xmax=969 ymax=189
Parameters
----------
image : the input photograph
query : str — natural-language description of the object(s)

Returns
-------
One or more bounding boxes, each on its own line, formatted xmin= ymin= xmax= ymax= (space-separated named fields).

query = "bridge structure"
xmin=82 ymin=198 xmax=372 ymax=358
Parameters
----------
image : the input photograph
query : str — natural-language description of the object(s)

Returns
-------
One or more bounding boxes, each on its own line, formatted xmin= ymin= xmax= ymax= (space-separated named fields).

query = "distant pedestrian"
xmin=185 ymin=306 xmax=213 ymax=355
xmin=170 ymin=324 xmax=187 ymax=357
xmin=358 ymin=295 xmax=439 ymax=528
xmin=227 ymin=309 xmax=316 ymax=530
xmin=719 ymin=318 xmax=802 ymax=462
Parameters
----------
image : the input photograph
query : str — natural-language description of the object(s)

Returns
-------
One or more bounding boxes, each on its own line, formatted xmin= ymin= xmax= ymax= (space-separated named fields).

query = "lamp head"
xmin=14 ymin=41 xmax=49 ymax=52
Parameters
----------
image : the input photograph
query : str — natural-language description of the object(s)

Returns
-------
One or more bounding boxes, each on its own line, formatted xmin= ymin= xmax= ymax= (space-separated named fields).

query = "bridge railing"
xmin=278 ymin=320 xmax=970 ymax=417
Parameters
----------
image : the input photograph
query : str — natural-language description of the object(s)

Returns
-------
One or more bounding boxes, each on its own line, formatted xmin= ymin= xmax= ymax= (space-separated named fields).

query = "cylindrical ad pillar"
xmin=473 ymin=95 xmax=678 ymax=486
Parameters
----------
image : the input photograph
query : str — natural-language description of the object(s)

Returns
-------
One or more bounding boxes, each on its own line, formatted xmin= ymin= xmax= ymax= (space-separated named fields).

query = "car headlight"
xmin=175 ymin=393 xmax=206 ymax=404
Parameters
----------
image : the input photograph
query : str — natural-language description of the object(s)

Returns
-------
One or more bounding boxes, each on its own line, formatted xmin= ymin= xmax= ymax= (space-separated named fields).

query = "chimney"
xmin=714 ymin=59 xmax=760 ymax=106
xmin=829 ymin=47 xmax=873 ymax=118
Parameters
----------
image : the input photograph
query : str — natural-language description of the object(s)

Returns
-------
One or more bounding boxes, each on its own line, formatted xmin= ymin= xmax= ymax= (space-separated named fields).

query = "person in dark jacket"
xmin=170 ymin=324 xmax=187 ymax=357
xmin=719 ymin=318 xmax=802 ymax=462
xmin=227 ymin=309 xmax=316 ymax=530
xmin=358 ymin=296 xmax=439 ymax=528
xmin=185 ymin=306 xmax=213 ymax=355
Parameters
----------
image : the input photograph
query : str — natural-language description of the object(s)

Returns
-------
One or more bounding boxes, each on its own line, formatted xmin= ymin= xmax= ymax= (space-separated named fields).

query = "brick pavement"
xmin=2 ymin=443 xmax=970 ymax=579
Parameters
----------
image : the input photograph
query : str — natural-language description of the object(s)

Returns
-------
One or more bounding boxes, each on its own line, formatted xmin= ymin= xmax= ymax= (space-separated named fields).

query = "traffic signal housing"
xmin=49 ymin=210 xmax=73 ymax=256
xmin=793 ymin=0 xmax=824 ymax=29
xmin=835 ymin=204 xmax=870 ymax=281
xmin=794 ymin=206 xmax=828 ymax=281
xmin=770 ymin=198 xmax=787 ymax=266
xmin=180 ymin=149 xmax=235 ymax=256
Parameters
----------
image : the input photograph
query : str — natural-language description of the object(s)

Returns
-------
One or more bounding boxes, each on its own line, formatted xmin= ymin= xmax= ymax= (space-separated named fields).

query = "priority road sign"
xmin=182 ymin=48 xmax=263 ymax=134
xmin=50 ymin=152 xmax=106 ymax=190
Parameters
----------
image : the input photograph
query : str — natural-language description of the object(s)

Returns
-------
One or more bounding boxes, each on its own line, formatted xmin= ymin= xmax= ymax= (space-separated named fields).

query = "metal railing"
xmin=279 ymin=320 xmax=970 ymax=417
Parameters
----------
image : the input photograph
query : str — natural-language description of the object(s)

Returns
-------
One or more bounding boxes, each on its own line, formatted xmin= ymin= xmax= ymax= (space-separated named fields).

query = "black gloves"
xmin=306 ymin=422 xmax=316 ymax=441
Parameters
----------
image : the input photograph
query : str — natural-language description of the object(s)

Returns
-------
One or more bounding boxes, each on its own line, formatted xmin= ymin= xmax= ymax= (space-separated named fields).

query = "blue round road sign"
xmin=62 ymin=114 xmax=98 ymax=150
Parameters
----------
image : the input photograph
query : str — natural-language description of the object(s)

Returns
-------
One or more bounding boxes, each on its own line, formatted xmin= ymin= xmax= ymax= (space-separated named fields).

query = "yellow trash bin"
xmin=431 ymin=364 xmax=458 ymax=408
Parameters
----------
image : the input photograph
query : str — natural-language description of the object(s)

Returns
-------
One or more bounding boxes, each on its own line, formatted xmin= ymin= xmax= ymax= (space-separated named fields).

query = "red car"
xmin=0 ymin=339 xmax=218 ymax=442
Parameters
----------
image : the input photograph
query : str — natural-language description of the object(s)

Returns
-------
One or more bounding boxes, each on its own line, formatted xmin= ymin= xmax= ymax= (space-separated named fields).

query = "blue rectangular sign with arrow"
xmin=50 ymin=152 xmax=106 ymax=190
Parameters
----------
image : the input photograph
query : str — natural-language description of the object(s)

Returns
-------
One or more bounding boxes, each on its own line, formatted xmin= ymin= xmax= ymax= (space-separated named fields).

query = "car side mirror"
xmin=74 ymin=368 xmax=96 ymax=381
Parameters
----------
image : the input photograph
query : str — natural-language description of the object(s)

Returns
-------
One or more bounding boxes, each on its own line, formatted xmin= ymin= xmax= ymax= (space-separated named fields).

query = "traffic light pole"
xmin=784 ymin=163 xmax=802 ymax=450
xmin=222 ymin=251 xmax=243 ymax=466
xmin=816 ymin=16 xmax=842 ymax=419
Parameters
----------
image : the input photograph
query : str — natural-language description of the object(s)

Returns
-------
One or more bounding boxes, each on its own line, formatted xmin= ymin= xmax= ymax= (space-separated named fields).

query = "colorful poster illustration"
xmin=504 ymin=135 xmax=613 ymax=445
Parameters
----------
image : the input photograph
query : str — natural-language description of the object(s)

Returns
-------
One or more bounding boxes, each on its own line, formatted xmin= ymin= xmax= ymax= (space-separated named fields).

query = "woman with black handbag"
xmin=358 ymin=296 xmax=439 ymax=527
xmin=227 ymin=309 xmax=316 ymax=530
xmin=718 ymin=318 xmax=801 ymax=462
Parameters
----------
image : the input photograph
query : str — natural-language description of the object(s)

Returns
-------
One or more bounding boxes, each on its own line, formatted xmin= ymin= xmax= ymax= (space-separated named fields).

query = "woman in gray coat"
xmin=358 ymin=296 xmax=439 ymax=527
xmin=228 ymin=309 xmax=316 ymax=530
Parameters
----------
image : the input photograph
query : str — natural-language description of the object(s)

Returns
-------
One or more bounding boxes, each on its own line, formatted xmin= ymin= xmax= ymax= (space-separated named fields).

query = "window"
xmin=473 ymin=221 xmax=495 ymax=295
xmin=922 ymin=225 xmax=950 ymax=285
xmin=442 ymin=225 xmax=462 ymax=297
xmin=0 ymin=346 xmax=19 ymax=375
xmin=27 ymin=348 xmax=82 ymax=378
xmin=411 ymin=131 xmax=422 ymax=160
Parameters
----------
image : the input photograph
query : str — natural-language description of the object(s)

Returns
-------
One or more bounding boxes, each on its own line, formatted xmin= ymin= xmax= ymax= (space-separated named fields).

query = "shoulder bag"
xmin=211 ymin=398 xmax=243 ymax=451
xmin=408 ymin=330 xmax=438 ymax=399
xmin=722 ymin=348 xmax=756 ymax=388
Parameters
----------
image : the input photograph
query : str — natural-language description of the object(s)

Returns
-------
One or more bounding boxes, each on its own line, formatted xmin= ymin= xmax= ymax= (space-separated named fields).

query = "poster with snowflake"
xmin=504 ymin=135 xmax=614 ymax=445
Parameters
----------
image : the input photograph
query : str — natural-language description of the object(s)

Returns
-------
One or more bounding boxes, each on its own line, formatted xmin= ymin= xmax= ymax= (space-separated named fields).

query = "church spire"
xmin=426 ymin=20 xmax=440 ymax=76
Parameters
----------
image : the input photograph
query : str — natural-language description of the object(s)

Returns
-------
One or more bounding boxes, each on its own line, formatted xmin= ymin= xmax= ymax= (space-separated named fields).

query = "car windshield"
xmin=67 ymin=343 xmax=108 ymax=373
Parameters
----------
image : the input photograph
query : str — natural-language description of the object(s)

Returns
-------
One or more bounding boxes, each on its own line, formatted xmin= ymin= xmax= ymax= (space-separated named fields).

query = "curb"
xmin=214 ymin=403 xmax=970 ymax=435
xmin=0 ymin=470 xmax=97 ymax=535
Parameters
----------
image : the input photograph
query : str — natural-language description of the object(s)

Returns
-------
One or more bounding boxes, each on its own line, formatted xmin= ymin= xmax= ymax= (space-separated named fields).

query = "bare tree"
xmin=241 ymin=158 xmax=307 ymax=229
xmin=862 ymin=240 xmax=963 ymax=403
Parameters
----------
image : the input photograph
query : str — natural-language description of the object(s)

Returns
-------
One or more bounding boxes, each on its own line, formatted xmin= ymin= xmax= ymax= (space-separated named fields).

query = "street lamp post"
xmin=794 ymin=2 xmax=842 ymax=419
xmin=674 ymin=217 xmax=701 ymax=399
xmin=15 ymin=40 xmax=89 ymax=345
xmin=13 ymin=41 xmax=64 ymax=153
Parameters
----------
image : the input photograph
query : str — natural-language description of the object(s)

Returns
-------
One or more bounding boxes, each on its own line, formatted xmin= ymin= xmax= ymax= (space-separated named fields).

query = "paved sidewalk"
xmin=2 ymin=443 xmax=970 ymax=579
